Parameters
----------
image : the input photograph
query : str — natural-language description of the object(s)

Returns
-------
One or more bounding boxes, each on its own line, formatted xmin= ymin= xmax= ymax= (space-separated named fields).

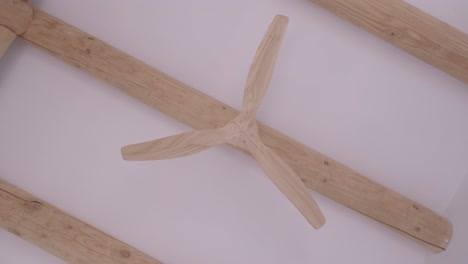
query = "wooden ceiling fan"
xmin=121 ymin=15 xmax=326 ymax=229
xmin=1 ymin=0 xmax=461 ymax=261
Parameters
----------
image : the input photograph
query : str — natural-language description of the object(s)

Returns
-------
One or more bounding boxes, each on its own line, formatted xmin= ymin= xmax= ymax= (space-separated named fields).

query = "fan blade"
xmin=122 ymin=128 xmax=231 ymax=161
xmin=246 ymin=135 xmax=325 ymax=229
xmin=241 ymin=15 xmax=288 ymax=118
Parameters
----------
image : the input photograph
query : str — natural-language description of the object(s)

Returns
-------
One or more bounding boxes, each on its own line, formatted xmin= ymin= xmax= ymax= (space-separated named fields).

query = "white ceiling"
xmin=1 ymin=0 xmax=467 ymax=263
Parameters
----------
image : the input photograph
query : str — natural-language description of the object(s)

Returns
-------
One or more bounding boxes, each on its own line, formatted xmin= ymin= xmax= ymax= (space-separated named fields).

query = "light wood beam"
xmin=19 ymin=8 xmax=452 ymax=251
xmin=0 ymin=0 xmax=33 ymax=59
xmin=0 ymin=178 xmax=164 ymax=264
xmin=0 ymin=25 xmax=16 ymax=59
xmin=309 ymin=0 xmax=468 ymax=85
xmin=0 ymin=0 xmax=33 ymax=35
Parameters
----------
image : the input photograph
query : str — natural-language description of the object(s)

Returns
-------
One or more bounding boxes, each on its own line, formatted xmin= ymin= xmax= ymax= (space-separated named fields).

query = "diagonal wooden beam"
xmin=0 ymin=178 xmax=164 ymax=264
xmin=0 ymin=0 xmax=33 ymax=59
xmin=309 ymin=0 xmax=468 ymax=85
xmin=18 ymin=8 xmax=452 ymax=251
xmin=0 ymin=0 xmax=33 ymax=35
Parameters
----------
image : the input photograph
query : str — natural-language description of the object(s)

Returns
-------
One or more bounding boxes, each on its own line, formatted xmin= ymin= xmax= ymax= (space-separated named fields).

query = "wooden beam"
xmin=0 ymin=25 xmax=16 ymax=59
xmin=19 ymin=8 xmax=452 ymax=251
xmin=309 ymin=0 xmax=468 ymax=85
xmin=0 ymin=178 xmax=164 ymax=264
xmin=0 ymin=0 xmax=33 ymax=60
xmin=0 ymin=0 xmax=33 ymax=35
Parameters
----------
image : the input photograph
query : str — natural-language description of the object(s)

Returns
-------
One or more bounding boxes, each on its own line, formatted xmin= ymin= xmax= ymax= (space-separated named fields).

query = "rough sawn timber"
xmin=0 ymin=178 xmax=164 ymax=264
xmin=19 ymin=8 xmax=452 ymax=251
xmin=309 ymin=0 xmax=468 ymax=85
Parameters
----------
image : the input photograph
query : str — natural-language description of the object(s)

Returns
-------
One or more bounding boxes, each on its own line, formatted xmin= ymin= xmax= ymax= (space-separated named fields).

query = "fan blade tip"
xmin=120 ymin=146 xmax=133 ymax=160
xmin=121 ymin=153 xmax=130 ymax=161
xmin=312 ymin=217 xmax=326 ymax=230
xmin=275 ymin=15 xmax=289 ymax=23
xmin=121 ymin=153 xmax=142 ymax=161
xmin=273 ymin=15 xmax=289 ymax=27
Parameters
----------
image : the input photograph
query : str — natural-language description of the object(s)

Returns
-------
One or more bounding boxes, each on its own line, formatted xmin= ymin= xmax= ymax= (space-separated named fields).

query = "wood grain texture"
xmin=238 ymin=15 xmax=324 ymax=229
xmin=20 ymin=8 xmax=452 ymax=251
xmin=0 ymin=178 xmax=164 ymax=264
xmin=242 ymin=15 xmax=288 ymax=118
xmin=122 ymin=15 xmax=325 ymax=229
xmin=122 ymin=127 xmax=232 ymax=160
xmin=0 ymin=25 xmax=16 ymax=59
xmin=308 ymin=0 xmax=468 ymax=85
xmin=245 ymin=129 xmax=326 ymax=229
xmin=0 ymin=0 xmax=33 ymax=35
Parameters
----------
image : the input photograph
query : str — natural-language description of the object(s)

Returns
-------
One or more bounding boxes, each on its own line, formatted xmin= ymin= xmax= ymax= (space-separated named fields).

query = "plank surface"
xmin=0 ymin=178 xmax=164 ymax=264
xmin=0 ymin=0 xmax=33 ymax=34
xmin=20 ymin=8 xmax=452 ymax=251
xmin=309 ymin=0 xmax=468 ymax=85
xmin=0 ymin=25 xmax=16 ymax=59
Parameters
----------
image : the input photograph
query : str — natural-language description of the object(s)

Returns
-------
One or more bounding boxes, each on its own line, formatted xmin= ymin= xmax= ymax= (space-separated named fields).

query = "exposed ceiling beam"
xmin=0 ymin=0 xmax=32 ymax=60
xmin=0 ymin=0 xmax=33 ymax=35
xmin=309 ymin=0 xmax=468 ymax=85
xmin=0 ymin=178 xmax=164 ymax=264
xmin=18 ymin=8 xmax=452 ymax=251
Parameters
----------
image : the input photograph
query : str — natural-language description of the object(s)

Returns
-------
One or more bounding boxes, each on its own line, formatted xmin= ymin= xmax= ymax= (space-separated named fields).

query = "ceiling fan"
xmin=121 ymin=15 xmax=326 ymax=229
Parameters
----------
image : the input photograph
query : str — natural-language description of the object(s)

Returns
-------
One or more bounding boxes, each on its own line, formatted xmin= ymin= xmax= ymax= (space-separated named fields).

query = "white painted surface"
xmin=425 ymin=175 xmax=468 ymax=264
xmin=0 ymin=0 xmax=467 ymax=263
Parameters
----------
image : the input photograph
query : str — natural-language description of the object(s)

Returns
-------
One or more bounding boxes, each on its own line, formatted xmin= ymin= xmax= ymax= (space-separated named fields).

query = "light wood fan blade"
xmin=246 ymin=135 xmax=325 ymax=229
xmin=122 ymin=128 xmax=232 ymax=161
xmin=242 ymin=15 xmax=288 ymax=118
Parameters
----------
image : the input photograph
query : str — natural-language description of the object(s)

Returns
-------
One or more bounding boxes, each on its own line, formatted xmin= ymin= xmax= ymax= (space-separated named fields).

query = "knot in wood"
xmin=120 ymin=249 xmax=131 ymax=258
